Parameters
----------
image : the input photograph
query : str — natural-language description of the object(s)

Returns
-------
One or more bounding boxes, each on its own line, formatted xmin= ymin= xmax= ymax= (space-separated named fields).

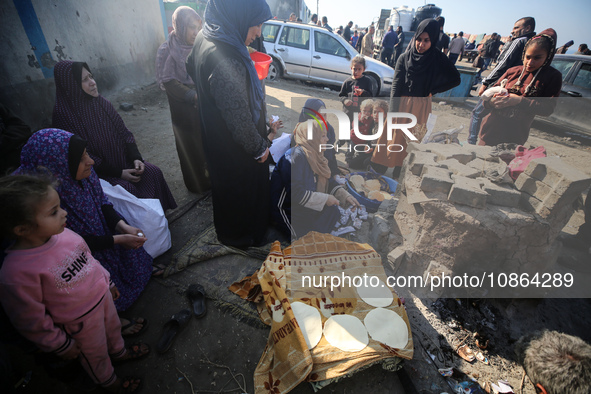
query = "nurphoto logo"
xmin=304 ymin=108 xmax=418 ymax=153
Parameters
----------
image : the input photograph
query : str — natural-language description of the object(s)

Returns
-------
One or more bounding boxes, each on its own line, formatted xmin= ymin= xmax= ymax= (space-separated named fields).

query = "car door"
xmin=310 ymin=31 xmax=352 ymax=84
xmin=273 ymin=25 xmax=311 ymax=79
xmin=548 ymin=58 xmax=591 ymax=134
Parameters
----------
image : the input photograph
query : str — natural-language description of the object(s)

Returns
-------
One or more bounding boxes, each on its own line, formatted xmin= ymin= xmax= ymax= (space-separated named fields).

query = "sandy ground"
xmin=8 ymin=58 xmax=591 ymax=394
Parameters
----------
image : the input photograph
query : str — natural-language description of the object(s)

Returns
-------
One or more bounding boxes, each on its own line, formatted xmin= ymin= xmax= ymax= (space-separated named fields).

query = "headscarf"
xmin=405 ymin=18 xmax=440 ymax=93
xmin=14 ymin=129 xmax=112 ymax=238
xmin=294 ymin=122 xmax=331 ymax=193
xmin=52 ymin=60 xmax=136 ymax=171
xmin=202 ymin=0 xmax=272 ymax=124
xmin=156 ymin=6 xmax=202 ymax=88
xmin=511 ymin=28 xmax=558 ymax=96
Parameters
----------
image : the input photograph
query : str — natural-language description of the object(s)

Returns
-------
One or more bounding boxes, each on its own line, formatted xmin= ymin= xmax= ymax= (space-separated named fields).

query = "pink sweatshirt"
xmin=0 ymin=228 xmax=111 ymax=356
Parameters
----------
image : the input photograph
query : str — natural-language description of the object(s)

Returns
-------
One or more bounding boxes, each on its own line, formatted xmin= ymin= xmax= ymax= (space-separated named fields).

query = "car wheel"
xmin=266 ymin=59 xmax=281 ymax=82
xmin=366 ymin=74 xmax=380 ymax=96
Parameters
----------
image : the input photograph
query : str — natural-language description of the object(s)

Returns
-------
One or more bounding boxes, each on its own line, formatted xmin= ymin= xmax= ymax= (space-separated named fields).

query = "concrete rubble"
xmin=386 ymin=142 xmax=591 ymax=296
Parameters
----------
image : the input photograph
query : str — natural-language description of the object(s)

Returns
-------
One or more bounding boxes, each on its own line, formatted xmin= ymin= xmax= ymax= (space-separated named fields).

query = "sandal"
xmin=113 ymin=342 xmax=150 ymax=364
xmin=151 ymin=264 xmax=166 ymax=277
xmin=106 ymin=376 xmax=142 ymax=393
xmin=120 ymin=317 xmax=148 ymax=337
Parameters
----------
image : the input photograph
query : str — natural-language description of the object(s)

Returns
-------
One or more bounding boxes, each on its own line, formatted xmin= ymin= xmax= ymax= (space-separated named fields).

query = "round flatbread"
xmin=291 ymin=302 xmax=322 ymax=350
xmin=323 ymin=315 xmax=368 ymax=352
xmin=364 ymin=308 xmax=408 ymax=349
xmin=356 ymin=278 xmax=393 ymax=307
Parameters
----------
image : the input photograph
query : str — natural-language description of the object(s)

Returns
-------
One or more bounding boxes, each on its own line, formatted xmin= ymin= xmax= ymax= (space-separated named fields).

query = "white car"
xmin=261 ymin=20 xmax=394 ymax=96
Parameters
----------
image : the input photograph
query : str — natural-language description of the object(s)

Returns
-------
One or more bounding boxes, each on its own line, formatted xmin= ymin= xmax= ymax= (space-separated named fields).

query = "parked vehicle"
xmin=536 ymin=54 xmax=591 ymax=136
xmin=261 ymin=20 xmax=394 ymax=96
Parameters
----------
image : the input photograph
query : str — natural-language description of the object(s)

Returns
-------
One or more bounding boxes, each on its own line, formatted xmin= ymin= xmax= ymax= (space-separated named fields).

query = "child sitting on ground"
xmin=346 ymin=99 xmax=374 ymax=169
xmin=0 ymin=175 xmax=148 ymax=393
xmin=339 ymin=55 xmax=374 ymax=126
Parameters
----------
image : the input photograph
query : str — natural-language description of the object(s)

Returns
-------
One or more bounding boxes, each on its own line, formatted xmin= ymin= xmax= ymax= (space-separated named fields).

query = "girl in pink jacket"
xmin=0 ymin=175 xmax=148 ymax=393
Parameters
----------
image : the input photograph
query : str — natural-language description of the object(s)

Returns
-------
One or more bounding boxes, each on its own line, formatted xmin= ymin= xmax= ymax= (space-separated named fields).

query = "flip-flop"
xmin=121 ymin=317 xmax=148 ymax=337
xmin=156 ymin=309 xmax=191 ymax=353
xmin=187 ymin=284 xmax=206 ymax=318
xmin=151 ymin=264 xmax=166 ymax=277
xmin=113 ymin=342 xmax=150 ymax=365
xmin=115 ymin=376 xmax=142 ymax=393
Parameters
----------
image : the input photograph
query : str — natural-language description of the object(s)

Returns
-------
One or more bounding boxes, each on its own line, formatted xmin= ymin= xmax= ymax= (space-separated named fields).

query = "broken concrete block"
xmin=406 ymin=142 xmax=432 ymax=155
xmin=423 ymin=260 xmax=453 ymax=298
xmin=387 ymin=247 xmax=406 ymax=273
xmin=408 ymin=151 xmax=438 ymax=176
xmin=520 ymin=193 xmax=552 ymax=218
xmin=448 ymin=177 xmax=489 ymax=208
xmin=479 ymin=178 xmax=521 ymax=208
xmin=426 ymin=143 xmax=475 ymax=164
xmin=524 ymin=157 xmax=591 ymax=195
xmin=514 ymin=174 xmax=553 ymax=200
xmin=438 ymin=159 xmax=481 ymax=179
xmin=370 ymin=214 xmax=391 ymax=253
xmin=464 ymin=145 xmax=497 ymax=162
xmin=420 ymin=165 xmax=453 ymax=179
xmin=421 ymin=173 xmax=454 ymax=194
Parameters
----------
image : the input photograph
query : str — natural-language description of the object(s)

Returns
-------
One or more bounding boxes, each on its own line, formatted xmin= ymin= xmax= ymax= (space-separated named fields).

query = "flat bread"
xmin=350 ymin=175 xmax=365 ymax=192
xmin=368 ymin=190 xmax=384 ymax=201
xmin=291 ymin=302 xmax=322 ymax=350
xmin=364 ymin=307 xmax=408 ymax=349
xmin=365 ymin=179 xmax=381 ymax=191
xmin=356 ymin=278 xmax=393 ymax=307
xmin=323 ymin=315 xmax=368 ymax=352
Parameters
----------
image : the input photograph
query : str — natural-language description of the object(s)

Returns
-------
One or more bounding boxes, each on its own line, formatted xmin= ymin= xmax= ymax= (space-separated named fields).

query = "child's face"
xmin=76 ymin=149 xmax=95 ymax=180
xmin=361 ymin=106 xmax=372 ymax=121
xmin=373 ymin=107 xmax=386 ymax=123
xmin=523 ymin=44 xmax=548 ymax=73
xmin=351 ymin=63 xmax=365 ymax=79
xmin=30 ymin=187 xmax=68 ymax=241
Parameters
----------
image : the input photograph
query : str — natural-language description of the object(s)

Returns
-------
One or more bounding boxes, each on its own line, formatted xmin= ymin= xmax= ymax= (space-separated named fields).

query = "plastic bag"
xmin=508 ymin=145 xmax=546 ymax=180
xmin=99 ymin=179 xmax=171 ymax=258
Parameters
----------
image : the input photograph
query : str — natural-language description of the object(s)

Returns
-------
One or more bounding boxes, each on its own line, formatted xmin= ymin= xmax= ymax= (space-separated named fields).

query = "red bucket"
xmin=250 ymin=52 xmax=272 ymax=80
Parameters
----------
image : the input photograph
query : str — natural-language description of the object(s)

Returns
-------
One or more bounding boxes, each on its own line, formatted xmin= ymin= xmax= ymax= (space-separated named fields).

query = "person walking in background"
xmin=556 ymin=40 xmax=574 ymax=54
xmin=156 ymin=6 xmax=210 ymax=194
xmin=309 ymin=13 xmax=318 ymax=25
xmin=322 ymin=16 xmax=332 ymax=32
xmin=393 ymin=26 xmax=405 ymax=65
xmin=467 ymin=16 xmax=536 ymax=145
xmin=435 ymin=16 xmax=449 ymax=54
xmin=289 ymin=12 xmax=296 ymax=22
xmin=343 ymin=21 xmax=353 ymax=43
xmin=380 ymin=26 xmax=399 ymax=67
xmin=370 ymin=19 xmax=460 ymax=177
xmin=448 ymin=31 xmax=465 ymax=64
xmin=355 ymin=28 xmax=366 ymax=52
xmin=351 ymin=30 xmax=359 ymax=47
xmin=361 ymin=25 xmax=375 ymax=57
xmin=482 ymin=33 xmax=502 ymax=72
xmin=575 ymin=43 xmax=591 ymax=55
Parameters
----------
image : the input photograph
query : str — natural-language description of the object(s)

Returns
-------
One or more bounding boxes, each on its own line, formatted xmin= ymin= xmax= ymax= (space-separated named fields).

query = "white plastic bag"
xmin=99 ymin=179 xmax=172 ymax=258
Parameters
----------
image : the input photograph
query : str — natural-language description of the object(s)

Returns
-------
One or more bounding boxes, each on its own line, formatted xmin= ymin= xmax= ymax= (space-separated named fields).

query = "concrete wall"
xmin=0 ymin=0 xmax=166 ymax=130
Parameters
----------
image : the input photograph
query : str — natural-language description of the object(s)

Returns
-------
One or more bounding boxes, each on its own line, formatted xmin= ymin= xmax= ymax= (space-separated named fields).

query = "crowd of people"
xmin=0 ymin=0 xmax=590 ymax=392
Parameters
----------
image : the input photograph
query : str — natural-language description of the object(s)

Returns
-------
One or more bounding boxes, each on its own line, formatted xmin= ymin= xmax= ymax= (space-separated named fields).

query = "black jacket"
xmin=483 ymin=31 xmax=535 ymax=87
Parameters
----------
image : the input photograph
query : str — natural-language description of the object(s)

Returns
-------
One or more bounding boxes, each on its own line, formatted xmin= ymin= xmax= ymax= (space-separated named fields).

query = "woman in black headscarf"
xmin=186 ymin=0 xmax=278 ymax=248
xmin=370 ymin=18 xmax=460 ymax=176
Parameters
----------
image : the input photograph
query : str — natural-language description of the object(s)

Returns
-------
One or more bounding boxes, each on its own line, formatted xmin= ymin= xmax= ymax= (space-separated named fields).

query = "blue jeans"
xmin=482 ymin=57 xmax=492 ymax=71
xmin=468 ymin=99 xmax=489 ymax=145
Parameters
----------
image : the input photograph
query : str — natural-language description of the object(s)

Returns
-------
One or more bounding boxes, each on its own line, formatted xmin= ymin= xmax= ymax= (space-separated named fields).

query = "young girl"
xmin=478 ymin=29 xmax=562 ymax=146
xmin=339 ymin=55 xmax=374 ymax=125
xmin=346 ymin=99 xmax=374 ymax=168
xmin=370 ymin=18 xmax=460 ymax=177
xmin=0 ymin=175 xmax=148 ymax=393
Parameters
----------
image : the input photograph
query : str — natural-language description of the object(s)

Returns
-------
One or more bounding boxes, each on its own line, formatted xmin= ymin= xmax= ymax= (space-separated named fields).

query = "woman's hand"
xmin=110 ymin=285 xmax=121 ymax=301
xmin=114 ymin=234 xmax=147 ymax=249
xmin=257 ymin=148 xmax=270 ymax=163
xmin=490 ymin=93 xmax=522 ymax=109
xmin=61 ymin=340 xmax=82 ymax=360
xmin=121 ymin=169 xmax=141 ymax=183
xmin=269 ymin=118 xmax=283 ymax=141
xmin=325 ymin=195 xmax=340 ymax=206
xmin=346 ymin=195 xmax=361 ymax=208
xmin=133 ymin=160 xmax=145 ymax=175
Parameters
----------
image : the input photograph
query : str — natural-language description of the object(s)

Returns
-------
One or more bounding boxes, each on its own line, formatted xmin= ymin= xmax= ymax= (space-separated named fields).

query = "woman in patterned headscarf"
xmin=156 ymin=6 xmax=209 ymax=194
xmin=186 ymin=0 xmax=280 ymax=248
xmin=52 ymin=60 xmax=177 ymax=211
xmin=14 ymin=129 xmax=152 ymax=312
